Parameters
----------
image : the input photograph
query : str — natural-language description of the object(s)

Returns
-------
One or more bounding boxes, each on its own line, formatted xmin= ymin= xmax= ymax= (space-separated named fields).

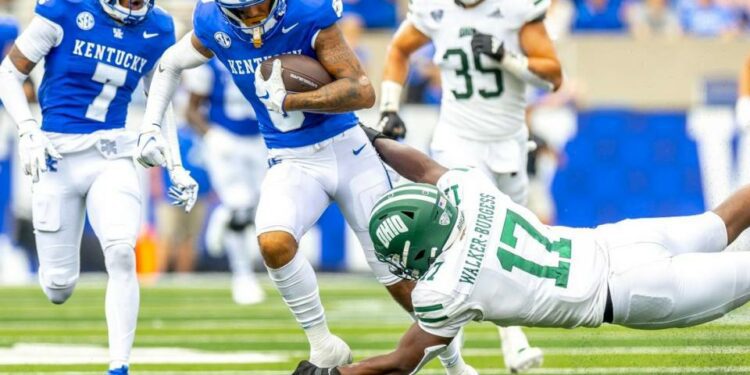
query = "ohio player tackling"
xmin=294 ymin=128 xmax=750 ymax=375
xmin=134 ymin=0 xmax=450 ymax=371
xmin=0 ymin=1 xmax=196 ymax=374
xmin=378 ymin=0 xmax=562 ymax=371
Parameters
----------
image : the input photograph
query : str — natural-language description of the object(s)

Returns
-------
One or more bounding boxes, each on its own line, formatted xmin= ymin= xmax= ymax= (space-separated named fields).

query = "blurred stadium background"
xmin=1 ymin=0 xmax=750 ymax=373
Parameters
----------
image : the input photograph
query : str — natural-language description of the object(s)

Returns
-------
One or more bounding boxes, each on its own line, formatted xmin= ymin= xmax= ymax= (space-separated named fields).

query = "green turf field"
xmin=0 ymin=274 xmax=749 ymax=374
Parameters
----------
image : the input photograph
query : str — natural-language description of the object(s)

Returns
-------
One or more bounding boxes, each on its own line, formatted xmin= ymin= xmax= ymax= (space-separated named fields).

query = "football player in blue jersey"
xmin=136 ymin=0 xmax=478 ymax=371
xmin=0 ymin=1 xmax=197 ymax=374
xmin=184 ymin=57 xmax=267 ymax=305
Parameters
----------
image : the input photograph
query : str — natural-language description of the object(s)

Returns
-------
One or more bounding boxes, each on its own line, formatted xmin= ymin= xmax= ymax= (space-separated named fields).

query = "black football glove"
xmin=471 ymin=32 xmax=505 ymax=61
xmin=378 ymin=111 xmax=407 ymax=140
xmin=293 ymin=360 xmax=342 ymax=375
xmin=360 ymin=124 xmax=389 ymax=145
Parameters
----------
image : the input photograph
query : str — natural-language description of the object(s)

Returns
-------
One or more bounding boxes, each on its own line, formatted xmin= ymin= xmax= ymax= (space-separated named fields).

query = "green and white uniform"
xmin=413 ymin=168 xmax=608 ymax=337
xmin=407 ymin=0 xmax=549 ymax=203
xmin=414 ymin=168 xmax=750 ymax=336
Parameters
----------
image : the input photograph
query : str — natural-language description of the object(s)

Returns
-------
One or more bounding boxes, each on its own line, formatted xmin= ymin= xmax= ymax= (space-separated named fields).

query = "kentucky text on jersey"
xmin=72 ymin=40 xmax=148 ymax=73
xmin=226 ymin=49 xmax=302 ymax=75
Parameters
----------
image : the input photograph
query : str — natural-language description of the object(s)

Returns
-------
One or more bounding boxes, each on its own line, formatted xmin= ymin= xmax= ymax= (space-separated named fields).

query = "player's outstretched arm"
xmin=293 ymin=323 xmax=452 ymax=375
xmin=378 ymin=21 xmax=431 ymax=139
xmin=361 ymin=126 xmax=447 ymax=185
xmin=283 ymin=24 xmax=375 ymax=113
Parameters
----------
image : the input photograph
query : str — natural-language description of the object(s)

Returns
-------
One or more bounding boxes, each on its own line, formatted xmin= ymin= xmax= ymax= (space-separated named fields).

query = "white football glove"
xmin=17 ymin=121 xmax=62 ymax=183
xmin=135 ymin=123 xmax=170 ymax=168
xmin=736 ymin=97 xmax=750 ymax=131
xmin=167 ymin=166 xmax=199 ymax=213
xmin=255 ymin=59 xmax=288 ymax=115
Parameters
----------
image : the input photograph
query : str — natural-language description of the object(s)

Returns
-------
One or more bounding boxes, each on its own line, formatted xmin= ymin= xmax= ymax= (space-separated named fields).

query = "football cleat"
xmin=107 ymin=365 xmax=129 ymax=375
xmin=309 ymin=334 xmax=353 ymax=368
xmin=232 ymin=275 xmax=265 ymax=305
xmin=505 ymin=347 xmax=543 ymax=374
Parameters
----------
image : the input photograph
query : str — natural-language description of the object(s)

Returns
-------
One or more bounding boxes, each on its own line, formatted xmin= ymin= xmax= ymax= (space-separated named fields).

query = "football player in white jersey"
xmin=0 ymin=1 xmax=196 ymax=374
xmin=378 ymin=0 xmax=562 ymax=371
xmin=294 ymin=128 xmax=750 ymax=375
xmin=183 ymin=58 xmax=267 ymax=305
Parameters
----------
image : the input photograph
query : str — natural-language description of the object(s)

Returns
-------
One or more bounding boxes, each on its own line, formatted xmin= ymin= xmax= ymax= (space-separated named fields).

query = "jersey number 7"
xmin=86 ymin=62 xmax=127 ymax=122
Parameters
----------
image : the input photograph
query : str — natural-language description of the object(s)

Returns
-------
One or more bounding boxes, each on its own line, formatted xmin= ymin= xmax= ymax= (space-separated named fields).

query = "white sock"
xmin=500 ymin=326 xmax=530 ymax=356
xmin=267 ymin=252 xmax=329 ymax=341
xmin=104 ymin=245 xmax=139 ymax=370
xmin=225 ymin=230 xmax=253 ymax=279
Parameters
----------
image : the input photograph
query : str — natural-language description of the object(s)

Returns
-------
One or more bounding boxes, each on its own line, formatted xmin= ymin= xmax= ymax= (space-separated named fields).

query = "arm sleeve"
xmin=0 ymin=58 xmax=35 ymax=130
xmin=142 ymin=32 xmax=210 ymax=129
xmin=182 ymin=64 xmax=214 ymax=97
xmin=14 ymin=16 xmax=63 ymax=64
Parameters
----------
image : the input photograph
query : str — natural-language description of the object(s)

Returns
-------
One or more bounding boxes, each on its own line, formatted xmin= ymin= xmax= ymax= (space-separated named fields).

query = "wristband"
xmin=380 ymin=80 xmax=403 ymax=112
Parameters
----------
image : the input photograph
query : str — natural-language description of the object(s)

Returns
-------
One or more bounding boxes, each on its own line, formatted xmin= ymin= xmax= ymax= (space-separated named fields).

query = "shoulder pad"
xmin=149 ymin=7 xmax=175 ymax=35
xmin=34 ymin=0 xmax=78 ymax=23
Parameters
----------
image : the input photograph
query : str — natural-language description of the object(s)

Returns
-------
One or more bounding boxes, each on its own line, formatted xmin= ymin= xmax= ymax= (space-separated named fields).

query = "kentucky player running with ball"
xmin=184 ymin=58 xmax=267 ymax=305
xmin=377 ymin=0 xmax=563 ymax=371
xmin=0 ymin=1 xmax=196 ymax=374
xmin=136 ymin=0 xmax=435 ymax=369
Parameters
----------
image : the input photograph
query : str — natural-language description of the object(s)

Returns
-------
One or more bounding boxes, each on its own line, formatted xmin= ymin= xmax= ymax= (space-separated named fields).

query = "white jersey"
xmin=412 ymin=169 xmax=609 ymax=338
xmin=408 ymin=0 xmax=549 ymax=141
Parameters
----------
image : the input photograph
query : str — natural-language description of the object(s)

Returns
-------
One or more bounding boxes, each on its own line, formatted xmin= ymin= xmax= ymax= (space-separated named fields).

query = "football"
xmin=260 ymin=54 xmax=333 ymax=93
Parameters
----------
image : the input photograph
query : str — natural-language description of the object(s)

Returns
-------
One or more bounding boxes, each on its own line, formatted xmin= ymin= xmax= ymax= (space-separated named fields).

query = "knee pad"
xmin=38 ymin=268 xmax=78 ymax=305
xmin=104 ymin=244 xmax=136 ymax=276
xmin=228 ymin=208 xmax=255 ymax=232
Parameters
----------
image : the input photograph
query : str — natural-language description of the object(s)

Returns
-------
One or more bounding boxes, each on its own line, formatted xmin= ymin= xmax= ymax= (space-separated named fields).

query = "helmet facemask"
xmin=216 ymin=0 xmax=286 ymax=48
xmin=369 ymin=184 xmax=465 ymax=281
xmin=99 ymin=0 xmax=154 ymax=25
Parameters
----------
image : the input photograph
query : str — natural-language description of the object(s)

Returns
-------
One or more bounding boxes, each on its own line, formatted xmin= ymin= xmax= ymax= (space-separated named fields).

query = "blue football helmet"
xmin=99 ymin=0 xmax=155 ymax=25
xmin=215 ymin=0 xmax=287 ymax=48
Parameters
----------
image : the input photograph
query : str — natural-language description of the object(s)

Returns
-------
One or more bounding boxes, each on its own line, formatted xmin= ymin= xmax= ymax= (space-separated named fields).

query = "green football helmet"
xmin=368 ymin=183 xmax=464 ymax=280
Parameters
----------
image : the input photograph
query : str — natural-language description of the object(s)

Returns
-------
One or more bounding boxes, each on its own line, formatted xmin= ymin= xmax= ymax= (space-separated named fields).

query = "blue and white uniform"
xmin=192 ymin=0 xmax=397 ymax=284
xmin=9 ymin=0 xmax=175 ymax=370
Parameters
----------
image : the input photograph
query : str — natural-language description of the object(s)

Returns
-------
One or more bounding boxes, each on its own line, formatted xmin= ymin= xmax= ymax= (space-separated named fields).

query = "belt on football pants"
xmin=603 ymin=287 xmax=613 ymax=324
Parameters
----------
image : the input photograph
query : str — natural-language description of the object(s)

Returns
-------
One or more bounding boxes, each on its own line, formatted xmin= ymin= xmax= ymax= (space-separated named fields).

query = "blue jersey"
xmin=0 ymin=15 xmax=18 ymax=59
xmin=206 ymin=58 xmax=261 ymax=136
xmin=193 ymin=0 xmax=358 ymax=149
xmin=35 ymin=0 xmax=175 ymax=134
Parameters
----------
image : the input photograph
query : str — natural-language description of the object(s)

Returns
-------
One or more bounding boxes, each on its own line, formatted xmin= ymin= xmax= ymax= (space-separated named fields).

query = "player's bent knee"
xmin=258 ymin=231 xmax=298 ymax=268
xmin=39 ymin=272 xmax=78 ymax=305
xmin=103 ymin=244 xmax=136 ymax=277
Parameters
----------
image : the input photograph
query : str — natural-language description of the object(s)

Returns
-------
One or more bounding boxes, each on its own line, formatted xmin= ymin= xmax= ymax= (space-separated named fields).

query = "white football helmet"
xmin=99 ymin=0 xmax=154 ymax=25
xmin=215 ymin=0 xmax=287 ymax=48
